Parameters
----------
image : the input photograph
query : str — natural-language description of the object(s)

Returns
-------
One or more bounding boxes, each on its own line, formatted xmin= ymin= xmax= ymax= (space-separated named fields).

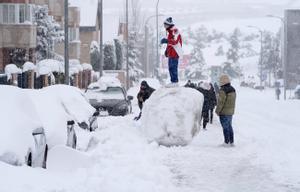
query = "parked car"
xmin=85 ymin=77 xmax=133 ymax=116
xmin=294 ymin=85 xmax=300 ymax=99
xmin=0 ymin=86 xmax=48 ymax=168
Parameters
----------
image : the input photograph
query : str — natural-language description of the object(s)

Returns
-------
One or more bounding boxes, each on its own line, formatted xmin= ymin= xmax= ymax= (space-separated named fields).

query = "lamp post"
xmin=156 ymin=0 xmax=160 ymax=79
xmin=248 ymin=25 xmax=264 ymax=88
xmin=64 ymin=0 xmax=69 ymax=85
xmin=126 ymin=0 xmax=129 ymax=89
xmin=266 ymin=14 xmax=286 ymax=100
xmin=145 ymin=14 xmax=164 ymax=77
xmin=98 ymin=0 xmax=103 ymax=77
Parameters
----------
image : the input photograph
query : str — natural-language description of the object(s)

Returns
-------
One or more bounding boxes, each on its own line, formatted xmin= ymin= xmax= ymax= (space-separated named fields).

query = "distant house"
xmin=0 ymin=0 xmax=81 ymax=73
xmin=0 ymin=1 xmax=37 ymax=72
xmin=69 ymin=0 xmax=100 ymax=64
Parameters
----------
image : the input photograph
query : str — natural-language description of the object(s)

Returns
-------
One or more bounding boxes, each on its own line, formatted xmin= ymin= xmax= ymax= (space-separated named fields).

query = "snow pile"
xmin=69 ymin=59 xmax=83 ymax=76
xmin=141 ymin=87 xmax=203 ymax=146
xmin=0 ymin=86 xmax=42 ymax=165
xmin=22 ymin=62 xmax=36 ymax=72
xmin=36 ymin=59 xmax=64 ymax=76
xmin=82 ymin=63 xmax=93 ymax=71
xmin=4 ymin=64 xmax=22 ymax=80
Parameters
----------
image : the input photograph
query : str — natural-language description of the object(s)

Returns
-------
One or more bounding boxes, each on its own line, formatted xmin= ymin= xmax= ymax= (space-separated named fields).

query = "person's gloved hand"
xmin=160 ymin=38 xmax=168 ymax=44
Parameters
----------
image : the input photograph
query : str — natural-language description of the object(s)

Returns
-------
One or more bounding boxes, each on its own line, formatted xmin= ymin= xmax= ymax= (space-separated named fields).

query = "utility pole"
xmin=156 ymin=0 xmax=160 ymax=79
xmin=126 ymin=0 xmax=129 ymax=89
xmin=64 ymin=0 xmax=69 ymax=85
xmin=266 ymin=14 xmax=287 ymax=100
xmin=98 ymin=0 xmax=103 ymax=77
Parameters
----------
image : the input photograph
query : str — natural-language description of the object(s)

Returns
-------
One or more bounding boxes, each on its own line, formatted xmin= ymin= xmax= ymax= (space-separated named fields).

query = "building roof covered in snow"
xmin=69 ymin=0 xmax=99 ymax=27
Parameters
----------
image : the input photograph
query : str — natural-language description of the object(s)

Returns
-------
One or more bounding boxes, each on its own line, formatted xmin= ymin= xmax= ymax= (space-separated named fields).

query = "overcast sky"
xmin=102 ymin=0 xmax=300 ymax=41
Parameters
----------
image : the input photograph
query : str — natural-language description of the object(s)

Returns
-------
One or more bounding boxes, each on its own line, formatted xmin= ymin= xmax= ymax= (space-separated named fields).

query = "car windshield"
xmin=87 ymin=86 xmax=125 ymax=100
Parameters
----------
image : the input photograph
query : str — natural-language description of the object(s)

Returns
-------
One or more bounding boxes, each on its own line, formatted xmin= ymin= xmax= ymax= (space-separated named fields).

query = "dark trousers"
xmin=209 ymin=108 xmax=214 ymax=123
xmin=202 ymin=110 xmax=209 ymax=129
xmin=219 ymin=115 xmax=234 ymax=144
xmin=168 ymin=58 xmax=179 ymax=83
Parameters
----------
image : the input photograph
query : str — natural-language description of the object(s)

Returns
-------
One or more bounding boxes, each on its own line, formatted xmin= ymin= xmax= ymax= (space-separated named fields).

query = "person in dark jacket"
xmin=197 ymin=82 xmax=210 ymax=130
xmin=215 ymin=75 xmax=236 ymax=146
xmin=275 ymin=87 xmax=281 ymax=100
xmin=134 ymin=81 xmax=155 ymax=120
xmin=208 ymin=83 xmax=217 ymax=124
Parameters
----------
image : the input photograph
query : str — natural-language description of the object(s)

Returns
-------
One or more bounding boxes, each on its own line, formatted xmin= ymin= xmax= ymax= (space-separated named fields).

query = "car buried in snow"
xmin=85 ymin=77 xmax=133 ymax=116
xmin=0 ymin=86 xmax=48 ymax=168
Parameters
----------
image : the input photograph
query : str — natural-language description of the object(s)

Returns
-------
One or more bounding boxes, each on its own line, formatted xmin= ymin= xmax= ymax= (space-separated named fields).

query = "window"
xmin=69 ymin=27 xmax=79 ymax=42
xmin=0 ymin=4 xmax=34 ymax=24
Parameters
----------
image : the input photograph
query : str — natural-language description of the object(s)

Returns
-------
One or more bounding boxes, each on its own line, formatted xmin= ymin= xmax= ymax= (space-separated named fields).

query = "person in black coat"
xmin=197 ymin=83 xmax=210 ymax=130
xmin=134 ymin=81 xmax=155 ymax=120
xmin=208 ymin=83 xmax=217 ymax=124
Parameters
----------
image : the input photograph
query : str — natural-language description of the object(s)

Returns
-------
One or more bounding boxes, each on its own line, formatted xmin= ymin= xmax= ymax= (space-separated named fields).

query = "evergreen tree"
xmin=90 ymin=41 xmax=100 ymax=71
xmin=186 ymin=26 xmax=208 ymax=79
xmin=114 ymin=39 xmax=123 ymax=70
xmin=215 ymin=45 xmax=225 ymax=56
xmin=103 ymin=42 xmax=116 ymax=70
xmin=35 ymin=5 xmax=64 ymax=61
xmin=128 ymin=31 xmax=144 ymax=82
xmin=226 ymin=28 xmax=241 ymax=65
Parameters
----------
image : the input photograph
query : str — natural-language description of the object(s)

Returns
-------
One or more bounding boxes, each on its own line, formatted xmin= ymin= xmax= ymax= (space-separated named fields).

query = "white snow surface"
xmin=82 ymin=63 xmax=93 ymax=71
xmin=141 ymin=87 xmax=203 ymax=146
xmin=1 ymin=85 xmax=300 ymax=192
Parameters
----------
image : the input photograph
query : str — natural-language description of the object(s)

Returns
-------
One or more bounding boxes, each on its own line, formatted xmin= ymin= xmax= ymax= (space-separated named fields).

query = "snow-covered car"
xmin=85 ymin=77 xmax=133 ymax=116
xmin=0 ymin=86 xmax=48 ymax=168
xmin=27 ymin=85 xmax=96 ymax=150
xmin=294 ymin=85 xmax=300 ymax=99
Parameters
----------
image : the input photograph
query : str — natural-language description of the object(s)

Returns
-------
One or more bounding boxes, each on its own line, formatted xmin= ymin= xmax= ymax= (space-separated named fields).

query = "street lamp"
xmin=156 ymin=0 xmax=160 ymax=79
xmin=64 ymin=0 xmax=69 ymax=85
xmin=98 ymin=0 xmax=103 ymax=77
xmin=266 ymin=14 xmax=287 ymax=100
xmin=145 ymin=14 xmax=164 ymax=77
xmin=126 ymin=0 xmax=129 ymax=89
xmin=248 ymin=25 xmax=264 ymax=88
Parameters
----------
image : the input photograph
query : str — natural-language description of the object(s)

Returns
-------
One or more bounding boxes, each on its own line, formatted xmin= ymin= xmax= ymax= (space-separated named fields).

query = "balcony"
xmin=0 ymin=24 xmax=37 ymax=48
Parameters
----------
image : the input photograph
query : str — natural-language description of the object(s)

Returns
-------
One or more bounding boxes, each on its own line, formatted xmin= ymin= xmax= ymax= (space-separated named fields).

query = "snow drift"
xmin=141 ymin=87 xmax=203 ymax=146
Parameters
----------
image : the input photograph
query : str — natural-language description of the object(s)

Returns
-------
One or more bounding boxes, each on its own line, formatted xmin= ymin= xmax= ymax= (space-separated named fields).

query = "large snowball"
xmin=141 ymin=87 xmax=203 ymax=146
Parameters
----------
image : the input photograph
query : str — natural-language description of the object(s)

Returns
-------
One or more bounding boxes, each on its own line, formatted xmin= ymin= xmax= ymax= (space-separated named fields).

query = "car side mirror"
xmin=93 ymin=111 xmax=100 ymax=117
xmin=127 ymin=95 xmax=134 ymax=101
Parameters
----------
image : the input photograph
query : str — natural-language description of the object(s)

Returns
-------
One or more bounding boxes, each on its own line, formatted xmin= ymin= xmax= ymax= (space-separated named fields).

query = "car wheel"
xmin=42 ymin=144 xmax=48 ymax=169
xmin=27 ymin=152 xmax=32 ymax=167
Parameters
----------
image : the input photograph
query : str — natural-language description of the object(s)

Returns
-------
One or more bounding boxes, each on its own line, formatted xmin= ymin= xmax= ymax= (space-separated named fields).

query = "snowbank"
xmin=141 ymin=87 xmax=203 ymax=146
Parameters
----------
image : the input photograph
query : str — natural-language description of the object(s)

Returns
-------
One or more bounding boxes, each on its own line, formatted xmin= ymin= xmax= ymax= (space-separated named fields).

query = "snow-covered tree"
xmin=185 ymin=26 xmax=208 ymax=79
xmin=35 ymin=5 xmax=64 ymax=62
xmin=226 ymin=28 xmax=242 ymax=65
xmin=90 ymin=41 xmax=100 ymax=71
xmin=215 ymin=45 xmax=225 ymax=56
xmin=103 ymin=42 xmax=116 ymax=70
xmin=127 ymin=31 xmax=144 ymax=82
xmin=114 ymin=39 xmax=123 ymax=70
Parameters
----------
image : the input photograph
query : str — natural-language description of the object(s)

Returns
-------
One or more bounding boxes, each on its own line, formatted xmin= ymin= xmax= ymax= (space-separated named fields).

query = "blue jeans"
xmin=168 ymin=58 xmax=179 ymax=83
xmin=219 ymin=115 xmax=234 ymax=144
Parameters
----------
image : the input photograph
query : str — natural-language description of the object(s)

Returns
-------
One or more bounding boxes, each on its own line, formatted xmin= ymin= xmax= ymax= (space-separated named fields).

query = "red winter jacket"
xmin=166 ymin=26 xmax=182 ymax=58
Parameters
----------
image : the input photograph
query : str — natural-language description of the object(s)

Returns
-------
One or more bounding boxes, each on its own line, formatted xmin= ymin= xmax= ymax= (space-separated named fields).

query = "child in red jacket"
xmin=161 ymin=17 xmax=183 ymax=87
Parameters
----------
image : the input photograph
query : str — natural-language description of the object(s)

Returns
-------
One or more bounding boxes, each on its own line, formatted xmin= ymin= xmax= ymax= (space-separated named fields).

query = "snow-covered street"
xmin=1 ymin=86 xmax=299 ymax=192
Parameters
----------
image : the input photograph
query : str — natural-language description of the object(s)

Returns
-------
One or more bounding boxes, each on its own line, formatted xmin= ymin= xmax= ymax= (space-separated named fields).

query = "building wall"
xmin=80 ymin=19 xmax=100 ymax=64
xmin=0 ymin=24 xmax=36 ymax=48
